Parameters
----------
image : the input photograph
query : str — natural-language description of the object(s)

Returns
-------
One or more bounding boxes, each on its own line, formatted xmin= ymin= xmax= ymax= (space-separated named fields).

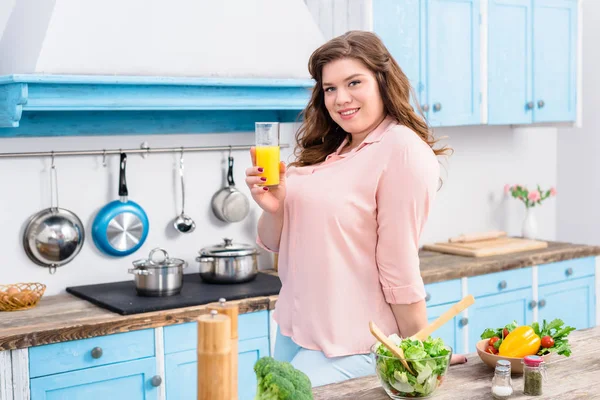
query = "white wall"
xmin=0 ymin=1 xmax=561 ymax=296
xmin=0 ymin=0 xmax=324 ymax=78
xmin=557 ymin=0 xmax=600 ymax=246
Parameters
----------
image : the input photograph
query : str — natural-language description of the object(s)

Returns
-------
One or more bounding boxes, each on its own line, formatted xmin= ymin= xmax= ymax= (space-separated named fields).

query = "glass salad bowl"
xmin=370 ymin=337 xmax=453 ymax=399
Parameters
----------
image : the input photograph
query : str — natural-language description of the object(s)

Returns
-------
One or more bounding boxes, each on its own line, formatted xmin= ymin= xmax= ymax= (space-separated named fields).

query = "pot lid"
xmin=132 ymin=248 xmax=186 ymax=268
xmin=199 ymin=238 xmax=257 ymax=257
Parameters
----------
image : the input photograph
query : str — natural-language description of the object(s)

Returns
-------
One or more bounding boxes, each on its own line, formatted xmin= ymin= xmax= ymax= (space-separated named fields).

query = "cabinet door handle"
xmin=91 ymin=347 xmax=103 ymax=359
xmin=538 ymin=100 xmax=545 ymax=108
xmin=498 ymin=280 xmax=508 ymax=290
xmin=422 ymin=104 xmax=430 ymax=112
xmin=565 ymin=267 xmax=574 ymax=276
xmin=433 ymin=103 xmax=442 ymax=112
xmin=529 ymin=300 xmax=537 ymax=309
xmin=459 ymin=317 xmax=469 ymax=327
xmin=151 ymin=375 xmax=163 ymax=387
xmin=526 ymin=101 xmax=534 ymax=110
xmin=538 ymin=299 xmax=546 ymax=308
xmin=425 ymin=292 xmax=431 ymax=302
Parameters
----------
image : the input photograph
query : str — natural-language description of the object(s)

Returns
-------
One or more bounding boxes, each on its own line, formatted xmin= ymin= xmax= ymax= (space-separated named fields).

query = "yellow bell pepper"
xmin=498 ymin=326 xmax=541 ymax=357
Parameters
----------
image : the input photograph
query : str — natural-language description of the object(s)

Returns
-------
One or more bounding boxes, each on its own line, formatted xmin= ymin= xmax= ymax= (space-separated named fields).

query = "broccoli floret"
xmin=253 ymin=356 xmax=313 ymax=400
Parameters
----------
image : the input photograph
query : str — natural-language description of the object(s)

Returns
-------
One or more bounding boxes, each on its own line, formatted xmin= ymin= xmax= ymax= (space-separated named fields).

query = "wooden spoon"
xmin=369 ymin=321 xmax=415 ymax=375
xmin=411 ymin=294 xmax=476 ymax=342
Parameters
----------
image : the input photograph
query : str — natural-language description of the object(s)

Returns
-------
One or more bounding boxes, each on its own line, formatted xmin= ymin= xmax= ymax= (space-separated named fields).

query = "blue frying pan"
xmin=92 ymin=152 xmax=149 ymax=257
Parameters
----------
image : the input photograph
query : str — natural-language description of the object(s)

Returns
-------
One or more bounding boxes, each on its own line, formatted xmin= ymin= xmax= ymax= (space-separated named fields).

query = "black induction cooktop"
xmin=66 ymin=272 xmax=282 ymax=316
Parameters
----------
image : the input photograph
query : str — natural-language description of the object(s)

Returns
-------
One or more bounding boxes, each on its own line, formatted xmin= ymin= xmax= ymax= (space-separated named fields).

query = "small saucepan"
xmin=129 ymin=248 xmax=187 ymax=296
xmin=196 ymin=238 xmax=258 ymax=283
xmin=211 ymin=153 xmax=249 ymax=223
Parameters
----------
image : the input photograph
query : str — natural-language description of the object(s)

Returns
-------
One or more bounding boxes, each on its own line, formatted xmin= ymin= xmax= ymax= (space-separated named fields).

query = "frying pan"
xmin=92 ymin=153 xmax=149 ymax=257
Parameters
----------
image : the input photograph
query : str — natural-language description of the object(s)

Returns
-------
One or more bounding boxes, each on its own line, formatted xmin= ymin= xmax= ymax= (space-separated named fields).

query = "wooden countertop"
xmin=313 ymin=326 xmax=600 ymax=399
xmin=1 ymin=240 xmax=598 ymax=351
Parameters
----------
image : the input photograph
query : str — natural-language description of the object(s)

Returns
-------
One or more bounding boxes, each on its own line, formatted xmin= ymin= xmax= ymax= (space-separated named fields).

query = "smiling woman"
xmin=244 ymin=30 xmax=458 ymax=389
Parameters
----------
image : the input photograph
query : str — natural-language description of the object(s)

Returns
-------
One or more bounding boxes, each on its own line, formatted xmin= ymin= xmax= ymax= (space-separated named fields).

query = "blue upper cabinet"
xmin=488 ymin=0 xmax=578 ymax=124
xmin=488 ymin=0 xmax=532 ymax=124
xmin=532 ymin=0 xmax=578 ymax=123
xmin=426 ymin=0 xmax=481 ymax=127
xmin=372 ymin=0 xmax=422 ymax=105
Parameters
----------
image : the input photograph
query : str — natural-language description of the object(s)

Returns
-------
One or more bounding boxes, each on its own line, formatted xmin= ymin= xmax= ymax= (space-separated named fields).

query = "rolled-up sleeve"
xmin=375 ymin=139 xmax=440 ymax=304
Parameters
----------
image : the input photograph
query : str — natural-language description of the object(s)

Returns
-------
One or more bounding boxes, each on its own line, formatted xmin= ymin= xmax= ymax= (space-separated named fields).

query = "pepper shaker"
xmin=523 ymin=355 xmax=546 ymax=396
xmin=491 ymin=359 xmax=513 ymax=399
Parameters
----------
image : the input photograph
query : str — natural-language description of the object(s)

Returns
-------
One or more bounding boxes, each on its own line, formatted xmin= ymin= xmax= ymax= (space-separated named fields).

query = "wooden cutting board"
xmin=422 ymin=237 xmax=548 ymax=257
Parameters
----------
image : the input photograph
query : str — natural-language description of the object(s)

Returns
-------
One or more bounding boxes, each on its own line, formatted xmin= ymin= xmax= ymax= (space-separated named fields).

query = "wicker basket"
xmin=0 ymin=283 xmax=46 ymax=311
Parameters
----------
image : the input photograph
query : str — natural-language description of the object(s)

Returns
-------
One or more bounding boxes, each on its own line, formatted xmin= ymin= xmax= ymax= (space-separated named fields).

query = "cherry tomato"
xmin=489 ymin=337 xmax=500 ymax=346
xmin=503 ymin=328 xmax=510 ymax=338
xmin=541 ymin=335 xmax=555 ymax=348
xmin=487 ymin=345 xmax=498 ymax=354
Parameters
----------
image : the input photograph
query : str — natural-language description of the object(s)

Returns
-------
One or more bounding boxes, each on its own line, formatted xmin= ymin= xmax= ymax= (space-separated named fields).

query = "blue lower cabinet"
xmin=538 ymin=277 xmax=596 ymax=330
xmin=30 ymin=357 xmax=158 ymax=400
xmin=165 ymin=337 xmax=269 ymax=400
xmin=426 ymin=303 xmax=464 ymax=354
xmin=467 ymin=288 xmax=534 ymax=353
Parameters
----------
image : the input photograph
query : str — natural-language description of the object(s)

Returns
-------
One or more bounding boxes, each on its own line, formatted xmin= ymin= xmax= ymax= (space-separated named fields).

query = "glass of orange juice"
xmin=255 ymin=122 xmax=280 ymax=186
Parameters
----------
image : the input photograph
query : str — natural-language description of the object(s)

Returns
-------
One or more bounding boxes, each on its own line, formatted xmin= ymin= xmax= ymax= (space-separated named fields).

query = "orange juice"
xmin=256 ymin=145 xmax=280 ymax=186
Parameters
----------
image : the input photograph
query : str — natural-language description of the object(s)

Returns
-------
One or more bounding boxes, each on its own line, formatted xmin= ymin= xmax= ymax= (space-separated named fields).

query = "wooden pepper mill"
xmin=208 ymin=297 xmax=239 ymax=400
xmin=197 ymin=309 xmax=231 ymax=400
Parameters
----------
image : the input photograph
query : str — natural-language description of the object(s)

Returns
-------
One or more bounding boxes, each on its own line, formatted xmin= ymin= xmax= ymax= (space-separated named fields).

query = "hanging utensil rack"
xmin=0 ymin=143 xmax=290 ymax=159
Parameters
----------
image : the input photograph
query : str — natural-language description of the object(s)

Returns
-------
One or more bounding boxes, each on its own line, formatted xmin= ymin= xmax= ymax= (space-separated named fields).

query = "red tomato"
xmin=489 ymin=337 xmax=500 ymax=346
xmin=541 ymin=335 xmax=555 ymax=348
xmin=487 ymin=345 xmax=498 ymax=354
xmin=503 ymin=328 xmax=510 ymax=338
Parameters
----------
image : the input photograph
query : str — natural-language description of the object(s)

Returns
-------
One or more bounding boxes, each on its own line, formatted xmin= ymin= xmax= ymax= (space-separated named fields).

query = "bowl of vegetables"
xmin=476 ymin=318 xmax=575 ymax=373
xmin=371 ymin=334 xmax=452 ymax=399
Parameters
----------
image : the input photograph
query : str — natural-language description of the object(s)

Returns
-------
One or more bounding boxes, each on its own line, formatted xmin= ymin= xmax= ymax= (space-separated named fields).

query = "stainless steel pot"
xmin=196 ymin=238 xmax=258 ymax=283
xmin=211 ymin=154 xmax=250 ymax=223
xmin=128 ymin=248 xmax=187 ymax=296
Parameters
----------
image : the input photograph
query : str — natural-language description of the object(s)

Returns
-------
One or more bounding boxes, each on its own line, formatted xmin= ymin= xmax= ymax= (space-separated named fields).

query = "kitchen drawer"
xmin=538 ymin=257 xmax=595 ymax=286
xmin=29 ymin=329 xmax=155 ymax=378
xmin=424 ymin=279 xmax=462 ymax=307
xmin=468 ymin=268 xmax=532 ymax=298
xmin=164 ymin=310 xmax=269 ymax=354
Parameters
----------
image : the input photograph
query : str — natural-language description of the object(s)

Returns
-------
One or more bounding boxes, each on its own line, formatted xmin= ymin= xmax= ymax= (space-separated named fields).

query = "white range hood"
xmin=0 ymin=0 xmax=325 ymax=78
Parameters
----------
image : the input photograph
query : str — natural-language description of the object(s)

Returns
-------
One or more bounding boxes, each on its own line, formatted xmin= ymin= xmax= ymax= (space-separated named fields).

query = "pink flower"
xmin=528 ymin=190 xmax=541 ymax=202
xmin=504 ymin=184 xmax=511 ymax=195
xmin=550 ymin=187 xmax=557 ymax=196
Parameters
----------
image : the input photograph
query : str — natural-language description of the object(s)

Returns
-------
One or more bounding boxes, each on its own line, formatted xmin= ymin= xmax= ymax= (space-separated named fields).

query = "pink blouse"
xmin=257 ymin=116 xmax=440 ymax=357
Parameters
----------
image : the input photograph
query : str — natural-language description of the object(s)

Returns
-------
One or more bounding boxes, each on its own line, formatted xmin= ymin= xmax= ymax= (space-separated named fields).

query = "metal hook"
xmin=51 ymin=151 xmax=55 ymax=168
xmin=102 ymin=150 xmax=107 ymax=167
xmin=180 ymin=146 xmax=184 ymax=161
xmin=228 ymin=145 xmax=232 ymax=158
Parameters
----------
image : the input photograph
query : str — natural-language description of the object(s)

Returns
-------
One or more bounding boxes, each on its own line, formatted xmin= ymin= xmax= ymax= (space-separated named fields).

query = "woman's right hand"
xmin=245 ymin=147 xmax=287 ymax=215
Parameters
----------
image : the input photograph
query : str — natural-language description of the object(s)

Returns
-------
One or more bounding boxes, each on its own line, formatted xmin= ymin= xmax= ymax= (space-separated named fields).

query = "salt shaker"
xmin=491 ymin=359 xmax=513 ymax=399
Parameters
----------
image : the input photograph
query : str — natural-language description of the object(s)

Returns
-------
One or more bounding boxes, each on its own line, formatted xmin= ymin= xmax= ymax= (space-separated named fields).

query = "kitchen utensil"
xmin=211 ymin=152 xmax=249 ymax=223
xmin=196 ymin=238 xmax=258 ymax=283
xmin=173 ymin=150 xmax=196 ymax=233
xmin=0 ymin=283 xmax=46 ymax=311
xmin=92 ymin=153 xmax=149 ymax=257
xmin=448 ymin=230 xmax=507 ymax=243
xmin=369 ymin=321 xmax=415 ymax=374
xmin=197 ymin=310 xmax=232 ymax=400
xmin=422 ymin=237 xmax=548 ymax=257
xmin=411 ymin=294 xmax=475 ymax=341
xmin=476 ymin=339 xmax=552 ymax=374
xmin=23 ymin=158 xmax=85 ymax=274
xmin=208 ymin=298 xmax=239 ymax=400
xmin=128 ymin=247 xmax=187 ymax=296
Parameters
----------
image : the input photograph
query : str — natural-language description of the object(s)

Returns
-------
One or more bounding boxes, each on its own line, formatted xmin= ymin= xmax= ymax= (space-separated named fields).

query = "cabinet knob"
xmin=498 ymin=280 xmax=508 ymax=290
xmin=91 ymin=347 xmax=103 ymax=359
xmin=459 ymin=317 xmax=469 ymax=327
xmin=539 ymin=299 xmax=546 ymax=308
xmin=538 ymin=100 xmax=545 ymax=108
xmin=422 ymin=104 xmax=430 ymax=112
xmin=425 ymin=293 xmax=431 ymax=302
xmin=433 ymin=103 xmax=442 ymax=112
xmin=529 ymin=300 xmax=537 ymax=309
xmin=565 ymin=267 xmax=574 ymax=276
xmin=526 ymin=101 xmax=534 ymax=110
xmin=151 ymin=375 xmax=162 ymax=387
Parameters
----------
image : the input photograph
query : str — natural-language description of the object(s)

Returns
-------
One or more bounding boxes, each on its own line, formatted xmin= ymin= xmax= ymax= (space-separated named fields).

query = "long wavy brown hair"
xmin=290 ymin=30 xmax=450 ymax=168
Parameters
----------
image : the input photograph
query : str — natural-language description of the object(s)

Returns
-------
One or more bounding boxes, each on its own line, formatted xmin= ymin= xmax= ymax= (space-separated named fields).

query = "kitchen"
xmin=0 ymin=0 xmax=599 ymax=399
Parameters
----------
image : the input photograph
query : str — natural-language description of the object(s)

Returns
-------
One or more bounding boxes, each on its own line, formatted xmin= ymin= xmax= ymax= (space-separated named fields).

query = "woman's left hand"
xmin=450 ymin=354 xmax=468 ymax=365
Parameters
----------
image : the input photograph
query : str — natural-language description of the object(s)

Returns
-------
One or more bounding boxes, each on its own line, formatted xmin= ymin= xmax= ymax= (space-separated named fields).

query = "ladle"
xmin=173 ymin=151 xmax=196 ymax=233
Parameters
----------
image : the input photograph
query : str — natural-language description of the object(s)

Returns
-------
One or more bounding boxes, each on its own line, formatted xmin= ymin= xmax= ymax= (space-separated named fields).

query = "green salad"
xmin=374 ymin=335 xmax=451 ymax=398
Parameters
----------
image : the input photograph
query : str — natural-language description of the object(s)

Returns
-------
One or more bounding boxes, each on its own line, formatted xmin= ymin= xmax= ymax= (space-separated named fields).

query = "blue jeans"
xmin=272 ymin=328 xmax=375 ymax=387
